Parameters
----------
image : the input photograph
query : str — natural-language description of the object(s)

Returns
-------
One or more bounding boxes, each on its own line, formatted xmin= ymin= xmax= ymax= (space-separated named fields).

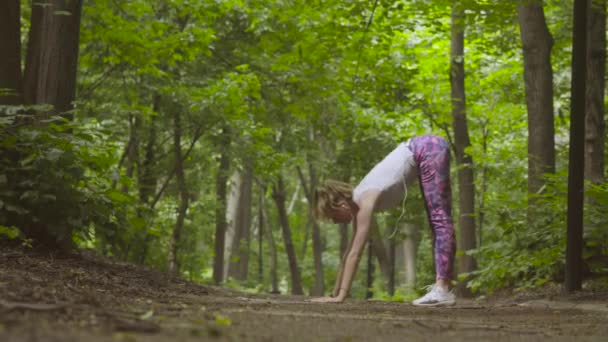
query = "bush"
xmin=0 ymin=107 xmax=125 ymax=250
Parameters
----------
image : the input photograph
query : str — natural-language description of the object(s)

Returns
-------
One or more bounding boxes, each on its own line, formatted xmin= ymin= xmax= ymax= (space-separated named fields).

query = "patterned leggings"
xmin=408 ymin=135 xmax=455 ymax=281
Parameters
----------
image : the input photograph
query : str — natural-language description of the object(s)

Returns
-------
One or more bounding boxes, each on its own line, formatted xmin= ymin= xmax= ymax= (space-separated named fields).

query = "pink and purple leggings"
xmin=408 ymin=135 xmax=456 ymax=281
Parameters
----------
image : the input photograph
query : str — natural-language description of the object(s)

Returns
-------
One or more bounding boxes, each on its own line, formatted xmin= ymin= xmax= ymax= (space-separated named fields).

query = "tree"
xmin=584 ymin=0 xmax=606 ymax=185
xmin=450 ymin=0 xmax=476 ymax=296
xmin=224 ymin=164 xmax=254 ymax=281
xmin=297 ymin=164 xmax=325 ymax=296
xmin=565 ymin=0 xmax=588 ymax=293
xmin=213 ymin=127 xmax=231 ymax=284
xmin=272 ymin=175 xmax=304 ymax=295
xmin=259 ymin=187 xmax=280 ymax=294
xmin=168 ymin=109 xmax=189 ymax=274
xmin=0 ymin=0 xmax=22 ymax=105
xmin=517 ymin=0 xmax=556 ymax=204
xmin=24 ymin=0 xmax=83 ymax=117
xmin=12 ymin=0 xmax=84 ymax=249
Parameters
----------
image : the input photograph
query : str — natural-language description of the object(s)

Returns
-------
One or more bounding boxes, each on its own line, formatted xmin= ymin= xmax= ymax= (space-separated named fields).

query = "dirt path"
xmin=1 ymin=245 xmax=607 ymax=341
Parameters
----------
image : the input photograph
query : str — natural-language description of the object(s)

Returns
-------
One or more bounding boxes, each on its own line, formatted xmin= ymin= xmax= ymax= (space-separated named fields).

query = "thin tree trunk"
xmin=272 ymin=175 xmax=303 ymax=295
xmin=231 ymin=164 xmax=253 ymax=281
xmin=0 ymin=0 xmax=22 ymax=105
xmin=139 ymin=95 xmax=160 ymax=205
xmin=339 ymin=169 xmax=352 ymax=261
xmin=258 ymin=194 xmax=264 ymax=283
xmin=451 ymin=1 xmax=476 ymax=296
xmin=585 ymin=0 xmax=606 ymax=185
xmin=24 ymin=0 xmax=83 ymax=117
xmin=565 ymin=0 xmax=588 ymax=293
xmin=137 ymin=95 xmax=160 ymax=264
xmin=296 ymin=164 xmax=325 ymax=296
xmin=122 ymin=114 xmax=141 ymax=193
xmin=168 ymin=110 xmax=189 ymax=274
xmin=122 ymin=114 xmax=141 ymax=260
xmin=388 ymin=236 xmax=396 ymax=296
xmin=213 ymin=127 xmax=231 ymax=284
xmin=366 ymin=240 xmax=374 ymax=299
xmin=478 ymin=122 xmax=490 ymax=247
xmin=225 ymin=165 xmax=254 ymax=281
xmin=260 ymin=187 xmax=280 ymax=294
xmin=517 ymin=0 xmax=556 ymax=202
xmin=402 ymin=223 xmax=420 ymax=289
xmin=370 ymin=220 xmax=390 ymax=285
xmin=224 ymin=170 xmax=242 ymax=280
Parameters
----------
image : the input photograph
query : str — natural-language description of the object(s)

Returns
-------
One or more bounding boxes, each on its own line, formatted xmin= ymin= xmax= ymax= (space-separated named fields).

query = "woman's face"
xmin=328 ymin=201 xmax=353 ymax=224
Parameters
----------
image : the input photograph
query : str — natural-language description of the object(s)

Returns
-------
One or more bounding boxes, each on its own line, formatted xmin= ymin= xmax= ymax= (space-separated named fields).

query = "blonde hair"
xmin=313 ymin=180 xmax=354 ymax=221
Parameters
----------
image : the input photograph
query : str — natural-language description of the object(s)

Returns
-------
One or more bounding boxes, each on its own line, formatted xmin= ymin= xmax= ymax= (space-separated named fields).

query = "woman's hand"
xmin=309 ymin=296 xmax=345 ymax=303
xmin=309 ymin=289 xmax=347 ymax=303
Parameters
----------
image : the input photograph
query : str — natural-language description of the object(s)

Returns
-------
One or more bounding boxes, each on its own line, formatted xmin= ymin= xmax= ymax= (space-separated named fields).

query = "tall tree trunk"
xmin=339 ymin=168 xmax=352 ymax=262
xmin=402 ymin=223 xmax=420 ymax=289
xmin=478 ymin=122 xmax=490 ymax=247
xmin=24 ymin=0 xmax=83 ymax=117
xmin=224 ymin=170 xmax=242 ymax=280
xmin=450 ymin=1 xmax=476 ymax=296
xmin=17 ymin=0 xmax=82 ymax=249
xmin=0 ymin=0 xmax=22 ymax=105
xmin=260 ymin=187 xmax=280 ymax=294
xmin=139 ymin=95 xmax=160 ymax=205
xmin=212 ymin=127 xmax=231 ymax=284
xmin=370 ymin=220 xmax=390 ymax=285
xmin=168 ymin=110 xmax=189 ymax=274
xmin=257 ymin=193 xmax=264 ymax=283
xmin=137 ymin=98 xmax=159 ymax=264
xmin=237 ymin=167 xmax=253 ymax=280
xmin=565 ymin=0 xmax=588 ymax=293
xmin=226 ymin=164 xmax=253 ymax=281
xmin=122 ymin=114 xmax=141 ymax=193
xmin=122 ymin=114 xmax=141 ymax=260
xmin=585 ymin=0 xmax=606 ymax=185
xmin=517 ymin=0 xmax=556 ymax=203
xmin=272 ymin=175 xmax=303 ymax=295
xmin=296 ymin=164 xmax=325 ymax=296
xmin=387 ymin=236 xmax=396 ymax=296
xmin=366 ymin=240 xmax=374 ymax=299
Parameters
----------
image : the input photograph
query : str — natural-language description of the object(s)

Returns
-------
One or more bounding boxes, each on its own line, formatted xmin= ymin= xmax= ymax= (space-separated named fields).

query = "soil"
xmin=1 ymin=243 xmax=608 ymax=342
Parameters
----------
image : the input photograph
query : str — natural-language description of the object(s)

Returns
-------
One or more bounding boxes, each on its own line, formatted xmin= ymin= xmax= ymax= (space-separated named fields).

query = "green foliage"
xmin=583 ymin=181 xmax=608 ymax=275
xmin=467 ymin=173 xmax=570 ymax=293
xmin=0 ymin=107 xmax=127 ymax=248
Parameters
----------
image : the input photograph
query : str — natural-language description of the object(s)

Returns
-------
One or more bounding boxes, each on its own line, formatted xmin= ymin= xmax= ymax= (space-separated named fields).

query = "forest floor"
xmin=1 ymin=243 xmax=608 ymax=342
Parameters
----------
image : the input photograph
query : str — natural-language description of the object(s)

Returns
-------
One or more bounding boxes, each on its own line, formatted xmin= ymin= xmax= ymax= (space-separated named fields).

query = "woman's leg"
xmin=409 ymin=135 xmax=455 ymax=282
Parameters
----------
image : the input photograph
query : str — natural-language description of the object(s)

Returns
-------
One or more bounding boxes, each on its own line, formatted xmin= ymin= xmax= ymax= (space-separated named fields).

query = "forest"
xmin=1 ymin=0 xmax=608 ymax=340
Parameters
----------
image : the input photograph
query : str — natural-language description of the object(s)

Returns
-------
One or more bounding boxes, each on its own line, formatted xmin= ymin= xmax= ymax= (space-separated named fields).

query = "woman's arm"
xmin=332 ymin=222 xmax=359 ymax=296
xmin=310 ymin=191 xmax=379 ymax=303
xmin=333 ymin=201 xmax=374 ymax=301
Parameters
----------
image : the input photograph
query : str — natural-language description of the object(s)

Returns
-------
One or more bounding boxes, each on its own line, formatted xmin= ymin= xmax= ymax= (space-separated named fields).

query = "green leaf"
xmin=0 ymin=225 xmax=20 ymax=239
xmin=128 ymin=217 xmax=146 ymax=230
xmin=147 ymin=227 xmax=162 ymax=237
xmin=104 ymin=189 xmax=132 ymax=203
xmin=214 ymin=314 xmax=232 ymax=326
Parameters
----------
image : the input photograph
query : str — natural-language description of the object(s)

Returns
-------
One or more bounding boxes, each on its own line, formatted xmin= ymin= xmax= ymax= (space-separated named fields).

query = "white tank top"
xmin=353 ymin=141 xmax=417 ymax=211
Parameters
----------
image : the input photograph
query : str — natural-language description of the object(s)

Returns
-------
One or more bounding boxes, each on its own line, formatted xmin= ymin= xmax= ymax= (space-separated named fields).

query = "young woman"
xmin=312 ymin=135 xmax=456 ymax=306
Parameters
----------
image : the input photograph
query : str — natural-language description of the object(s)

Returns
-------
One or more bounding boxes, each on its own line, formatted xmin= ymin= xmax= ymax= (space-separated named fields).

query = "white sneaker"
xmin=412 ymin=285 xmax=455 ymax=307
